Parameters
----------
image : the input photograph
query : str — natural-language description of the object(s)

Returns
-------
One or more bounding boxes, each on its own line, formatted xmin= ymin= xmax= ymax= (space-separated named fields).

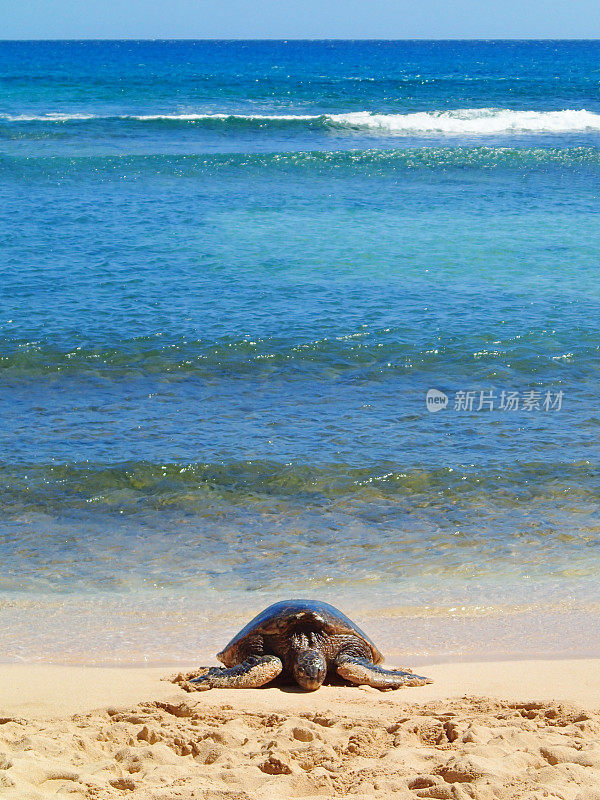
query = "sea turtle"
xmin=191 ymin=599 xmax=432 ymax=692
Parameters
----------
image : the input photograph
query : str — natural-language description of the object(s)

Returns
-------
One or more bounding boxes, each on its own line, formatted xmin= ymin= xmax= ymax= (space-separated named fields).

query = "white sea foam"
xmin=0 ymin=112 xmax=316 ymax=122
xmin=3 ymin=108 xmax=600 ymax=134
xmin=327 ymin=109 xmax=600 ymax=134
xmin=1 ymin=112 xmax=98 ymax=122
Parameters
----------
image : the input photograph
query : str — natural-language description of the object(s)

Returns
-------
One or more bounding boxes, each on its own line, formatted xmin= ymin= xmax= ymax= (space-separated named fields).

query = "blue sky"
xmin=2 ymin=0 xmax=599 ymax=40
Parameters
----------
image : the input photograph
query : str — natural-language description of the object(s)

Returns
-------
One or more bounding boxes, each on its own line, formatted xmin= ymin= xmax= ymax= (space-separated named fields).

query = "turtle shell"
xmin=217 ymin=599 xmax=383 ymax=665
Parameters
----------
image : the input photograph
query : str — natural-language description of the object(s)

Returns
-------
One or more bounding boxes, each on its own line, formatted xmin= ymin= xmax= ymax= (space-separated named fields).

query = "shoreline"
xmin=3 ymin=649 xmax=600 ymax=671
xmin=2 ymin=599 xmax=600 ymax=666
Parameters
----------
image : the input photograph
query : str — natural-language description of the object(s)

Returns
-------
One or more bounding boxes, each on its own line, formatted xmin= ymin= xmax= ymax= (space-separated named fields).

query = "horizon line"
xmin=1 ymin=37 xmax=600 ymax=43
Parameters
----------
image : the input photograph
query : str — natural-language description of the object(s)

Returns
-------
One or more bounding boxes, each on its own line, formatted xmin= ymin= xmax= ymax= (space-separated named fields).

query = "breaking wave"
xmin=4 ymin=108 xmax=600 ymax=135
xmin=329 ymin=109 xmax=600 ymax=134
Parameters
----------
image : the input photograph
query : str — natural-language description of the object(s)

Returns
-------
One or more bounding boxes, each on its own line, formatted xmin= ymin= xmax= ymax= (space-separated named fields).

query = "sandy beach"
xmin=1 ymin=659 xmax=600 ymax=799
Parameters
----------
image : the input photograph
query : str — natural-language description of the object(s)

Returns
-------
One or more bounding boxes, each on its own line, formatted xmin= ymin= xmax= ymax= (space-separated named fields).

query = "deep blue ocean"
xmin=1 ymin=41 xmax=599 ymax=663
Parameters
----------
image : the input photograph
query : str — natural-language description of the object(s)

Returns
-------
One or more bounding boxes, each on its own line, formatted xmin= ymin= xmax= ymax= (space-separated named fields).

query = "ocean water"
xmin=1 ymin=40 xmax=599 ymax=664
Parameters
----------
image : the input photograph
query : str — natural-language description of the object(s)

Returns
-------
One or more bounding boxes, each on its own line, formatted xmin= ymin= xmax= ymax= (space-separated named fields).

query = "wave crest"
xmin=329 ymin=108 xmax=600 ymax=134
xmin=3 ymin=108 xmax=600 ymax=134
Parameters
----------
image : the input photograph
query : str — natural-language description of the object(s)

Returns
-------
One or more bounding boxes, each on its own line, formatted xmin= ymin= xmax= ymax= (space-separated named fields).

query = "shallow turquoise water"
xmin=0 ymin=41 xmax=599 ymax=661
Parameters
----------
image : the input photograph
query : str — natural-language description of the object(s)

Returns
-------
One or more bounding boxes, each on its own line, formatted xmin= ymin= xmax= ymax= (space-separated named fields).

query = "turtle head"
xmin=293 ymin=648 xmax=327 ymax=691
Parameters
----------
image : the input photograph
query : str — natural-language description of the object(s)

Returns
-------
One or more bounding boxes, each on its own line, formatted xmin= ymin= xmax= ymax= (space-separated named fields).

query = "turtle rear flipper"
xmin=190 ymin=655 xmax=282 ymax=689
xmin=336 ymin=655 xmax=432 ymax=690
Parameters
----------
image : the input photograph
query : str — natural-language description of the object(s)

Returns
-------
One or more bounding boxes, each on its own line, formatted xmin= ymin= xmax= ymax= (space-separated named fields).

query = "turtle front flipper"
xmin=190 ymin=655 xmax=283 ymax=689
xmin=335 ymin=655 xmax=432 ymax=690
